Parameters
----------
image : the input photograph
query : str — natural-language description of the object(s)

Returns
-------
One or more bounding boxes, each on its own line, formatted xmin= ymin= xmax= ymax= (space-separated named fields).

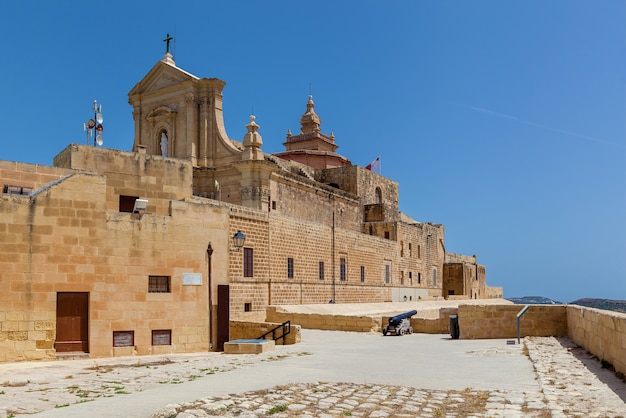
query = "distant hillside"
xmin=570 ymin=298 xmax=626 ymax=313
xmin=506 ymin=296 xmax=562 ymax=305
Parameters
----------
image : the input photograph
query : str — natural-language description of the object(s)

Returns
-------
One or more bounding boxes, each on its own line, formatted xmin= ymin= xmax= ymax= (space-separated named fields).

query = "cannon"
xmin=382 ymin=310 xmax=417 ymax=336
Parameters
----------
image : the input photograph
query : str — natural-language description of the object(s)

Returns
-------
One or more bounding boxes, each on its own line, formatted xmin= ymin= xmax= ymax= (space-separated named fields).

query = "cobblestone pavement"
xmin=1 ymin=335 xmax=624 ymax=418
xmin=153 ymin=382 xmax=550 ymax=417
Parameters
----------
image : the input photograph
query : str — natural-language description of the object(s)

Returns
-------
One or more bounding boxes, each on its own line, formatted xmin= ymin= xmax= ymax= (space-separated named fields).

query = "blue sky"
xmin=2 ymin=1 xmax=624 ymax=302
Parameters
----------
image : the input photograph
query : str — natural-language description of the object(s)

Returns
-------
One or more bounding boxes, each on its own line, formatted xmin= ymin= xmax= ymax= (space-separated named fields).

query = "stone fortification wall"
xmin=567 ymin=305 xmax=626 ymax=377
xmin=270 ymin=172 xmax=360 ymax=232
xmin=320 ymin=166 xmax=399 ymax=223
xmin=458 ymin=304 xmax=568 ymax=339
xmin=0 ymin=160 xmax=74 ymax=192
xmin=53 ymin=145 xmax=193 ymax=216
xmin=266 ymin=307 xmax=380 ymax=332
xmin=229 ymin=320 xmax=301 ymax=345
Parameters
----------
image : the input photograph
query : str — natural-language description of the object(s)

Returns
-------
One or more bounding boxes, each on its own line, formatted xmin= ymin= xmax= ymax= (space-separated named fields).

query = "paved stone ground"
xmin=0 ymin=335 xmax=624 ymax=418
xmin=150 ymin=337 xmax=626 ymax=418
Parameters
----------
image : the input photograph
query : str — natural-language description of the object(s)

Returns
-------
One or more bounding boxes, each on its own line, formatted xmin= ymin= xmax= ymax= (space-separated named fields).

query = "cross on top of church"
xmin=163 ymin=33 xmax=173 ymax=54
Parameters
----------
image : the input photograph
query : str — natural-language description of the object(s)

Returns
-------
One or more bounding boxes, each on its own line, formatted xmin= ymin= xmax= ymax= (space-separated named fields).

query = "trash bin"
xmin=450 ymin=315 xmax=459 ymax=339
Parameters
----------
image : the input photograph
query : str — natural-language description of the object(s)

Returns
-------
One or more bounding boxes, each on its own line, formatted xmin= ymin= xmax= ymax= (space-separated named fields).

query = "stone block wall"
xmin=266 ymin=307 xmax=380 ymax=332
xmin=458 ymin=304 xmax=568 ymax=339
xmin=567 ymin=305 xmax=626 ymax=376
xmin=53 ymin=145 xmax=193 ymax=216
xmin=229 ymin=320 xmax=301 ymax=345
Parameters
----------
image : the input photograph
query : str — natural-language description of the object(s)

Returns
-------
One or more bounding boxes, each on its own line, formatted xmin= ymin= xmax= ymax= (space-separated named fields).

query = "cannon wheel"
xmin=382 ymin=327 xmax=388 ymax=336
xmin=408 ymin=327 xmax=413 ymax=334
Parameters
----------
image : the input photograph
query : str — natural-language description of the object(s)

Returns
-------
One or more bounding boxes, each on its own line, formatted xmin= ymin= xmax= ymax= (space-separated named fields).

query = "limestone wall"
xmin=567 ymin=305 xmax=626 ymax=376
xmin=0 ymin=160 xmax=74 ymax=193
xmin=458 ymin=304 xmax=568 ymax=339
xmin=229 ymin=320 xmax=301 ymax=345
xmin=266 ymin=307 xmax=380 ymax=332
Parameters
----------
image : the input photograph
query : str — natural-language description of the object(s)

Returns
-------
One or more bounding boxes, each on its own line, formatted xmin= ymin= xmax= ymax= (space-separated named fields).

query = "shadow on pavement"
xmin=556 ymin=336 xmax=626 ymax=403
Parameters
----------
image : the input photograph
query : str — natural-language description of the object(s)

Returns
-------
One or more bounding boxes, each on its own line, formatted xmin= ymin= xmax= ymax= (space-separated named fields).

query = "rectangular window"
xmin=433 ymin=268 xmax=438 ymax=287
xmin=385 ymin=264 xmax=390 ymax=284
xmin=148 ymin=276 xmax=171 ymax=293
xmin=418 ymin=272 xmax=421 ymax=284
xmin=360 ymin=266 xmax=365 ymax=283
xmin=418 ymin=245 xmax=421 ymax=259
xmin=287 ymin=258 xmax=294 ymax=279
xmin=152 ymin=330 xmax=171 ymax=346
xmin=400 ymin=241 xmax=404 ymax=257
xmin=244 ymin=248 xmax=254 ymax=277
xmin=244 ymin=302 xmax=252 ymax=312
xmin=319 ymin=261 xmax=325 ymax=280
xmin=113 ymin=331 xmax=134 ymax=347
xmin=119 ymin=195 xmax=139 ymax=213
xmin=408 ymin=243 xmax=412 ymax=257
xmin=340 ymin=258 xmax=346 ymax=281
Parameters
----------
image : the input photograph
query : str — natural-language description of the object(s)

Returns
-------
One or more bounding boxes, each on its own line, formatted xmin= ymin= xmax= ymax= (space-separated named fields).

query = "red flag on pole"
xmin=365 ymin=156 xmax=381 ymax=172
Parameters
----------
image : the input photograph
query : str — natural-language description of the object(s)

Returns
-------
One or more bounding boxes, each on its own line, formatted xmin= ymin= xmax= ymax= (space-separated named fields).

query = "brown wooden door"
xmin=216 ymin=285 xmax=230 ymax=352
xmin=55 ymin=292 xmax=89 ymax=353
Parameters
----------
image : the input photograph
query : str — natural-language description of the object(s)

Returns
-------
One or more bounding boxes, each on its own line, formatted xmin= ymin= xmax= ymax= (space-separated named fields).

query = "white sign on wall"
xmin=182 ymin=273 xmax=202 ymax=285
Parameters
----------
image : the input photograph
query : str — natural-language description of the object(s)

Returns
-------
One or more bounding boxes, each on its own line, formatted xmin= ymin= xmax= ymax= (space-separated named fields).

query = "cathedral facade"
xmin=0 ymin=53 xmax=501 ymax=362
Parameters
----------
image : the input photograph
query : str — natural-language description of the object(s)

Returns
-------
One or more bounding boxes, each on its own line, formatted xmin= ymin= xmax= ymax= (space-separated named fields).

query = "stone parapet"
xmin=266 ymin=307 xmax=380 ymax=333
xmin=567 ymin=305 xmax=626 ymax=377
xmin=457 ymin=304 xmax=568 ymax=339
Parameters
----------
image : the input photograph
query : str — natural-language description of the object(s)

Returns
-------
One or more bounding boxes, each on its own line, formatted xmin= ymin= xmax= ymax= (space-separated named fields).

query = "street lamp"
xmin=207 ymin=242 xmax=214 ymax=351
xmin=84 ymin=100 xmax=104 ymax=146
xmin=232 ymin=231 xmax=246 ymax=251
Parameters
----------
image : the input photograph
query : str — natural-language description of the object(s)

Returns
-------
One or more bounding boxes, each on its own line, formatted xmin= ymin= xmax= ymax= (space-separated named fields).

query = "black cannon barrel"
xmin=388 ymin=310 xmax=417 ymax=326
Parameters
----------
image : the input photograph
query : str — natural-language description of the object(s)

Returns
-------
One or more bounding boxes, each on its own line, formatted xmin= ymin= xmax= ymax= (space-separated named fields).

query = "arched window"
xmin=375 ymin=187 xmax=382 ymax=204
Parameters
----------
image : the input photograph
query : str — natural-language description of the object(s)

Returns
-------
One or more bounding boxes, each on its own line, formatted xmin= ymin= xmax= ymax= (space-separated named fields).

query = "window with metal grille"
xmin=360 ymin=266 xmax=365 ymax=283
xmin=113 ymin=331 xmax=134 ymax=347
xmin=152 ymin=330 xmax=171 ymax=346
xmin=148 ymin=276 xmax=171 ymax=293
xmin=340 ymin=258 xmax=346 ymax=281
xmin=319 ymin=261 xmax=325 ymax=280
xmin=243 ymin=248 xmax=254 ymax=277
xmin=3 ymin=185 xmax=32 ymax=195
xmin=385 ymin=264 xmax=390 ymax=284
xmin=287 ymin=258 xmax=294 ymax=278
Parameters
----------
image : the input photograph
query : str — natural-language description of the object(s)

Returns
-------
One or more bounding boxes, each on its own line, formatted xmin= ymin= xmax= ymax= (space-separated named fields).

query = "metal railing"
xmin=258 ymin=320 xmax=291 ymax=344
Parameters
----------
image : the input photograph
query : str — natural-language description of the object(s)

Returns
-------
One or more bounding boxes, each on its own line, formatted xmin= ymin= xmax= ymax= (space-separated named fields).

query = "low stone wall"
xmin=567 ymin=305 xmax=626 ymax=377
xmin=229 ymin=320 xmax=301 ymax=345
xmin=457 ymin=304 xmax=568 ymax=339
xmin=381 ymin=308 xmax=458 ymax=334
xmin=266 ymin=307 xmax=380 ymax=333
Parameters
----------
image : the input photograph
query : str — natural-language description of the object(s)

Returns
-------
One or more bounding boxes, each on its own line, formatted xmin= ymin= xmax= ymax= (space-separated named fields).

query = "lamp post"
xmin=84 ymin=100 xmax=104 ymax=146
xmin=207 ymin=242 xmax=214 ymax=351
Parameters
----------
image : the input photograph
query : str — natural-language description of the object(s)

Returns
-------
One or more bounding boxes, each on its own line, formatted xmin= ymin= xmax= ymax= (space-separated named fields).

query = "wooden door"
xmin=55 ymin=292 xmax=89 ymax=353
xmin=216 ymin=285 xmax=230 ymax=352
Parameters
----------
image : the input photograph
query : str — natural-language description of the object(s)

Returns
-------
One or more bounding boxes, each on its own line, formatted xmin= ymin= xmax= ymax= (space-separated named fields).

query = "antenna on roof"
xmin=309 ymin=82 xmax=312 ymax=96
